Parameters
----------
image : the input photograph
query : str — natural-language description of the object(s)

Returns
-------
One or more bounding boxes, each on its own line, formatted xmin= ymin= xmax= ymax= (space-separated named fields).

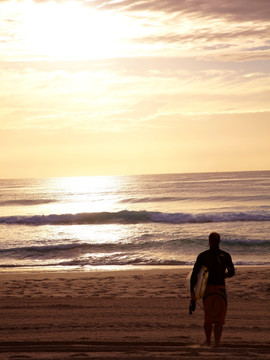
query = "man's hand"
xmin=189 ymin=299 xmax=196 ymax=314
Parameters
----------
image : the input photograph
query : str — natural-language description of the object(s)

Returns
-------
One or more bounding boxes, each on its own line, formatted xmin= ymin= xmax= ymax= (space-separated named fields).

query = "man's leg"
xmin=204 ymin=322 xmax=212 ymax=346
xmin=213 ymin=322 xmax=223 ymax=347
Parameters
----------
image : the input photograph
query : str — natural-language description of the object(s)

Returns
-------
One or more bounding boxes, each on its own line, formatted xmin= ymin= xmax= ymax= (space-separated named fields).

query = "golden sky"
xmin=1 ymin=0 xmax=270 ymax=178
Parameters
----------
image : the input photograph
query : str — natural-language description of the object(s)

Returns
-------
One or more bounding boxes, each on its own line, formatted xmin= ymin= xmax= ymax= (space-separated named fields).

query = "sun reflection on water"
xmin=43 ymin=175 xmax=126 ymax=214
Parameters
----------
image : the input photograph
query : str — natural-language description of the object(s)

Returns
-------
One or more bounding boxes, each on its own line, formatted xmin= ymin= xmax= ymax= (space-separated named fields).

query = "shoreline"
xmin=0 ymin=263 xmax=269 ymax=274
xmin=0 ymin=266 xmax=269 ymax=359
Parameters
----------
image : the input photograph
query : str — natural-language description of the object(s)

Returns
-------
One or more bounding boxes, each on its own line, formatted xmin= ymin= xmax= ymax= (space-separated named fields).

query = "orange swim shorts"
xmin=203 ymin=285 xmax=227 ymax=324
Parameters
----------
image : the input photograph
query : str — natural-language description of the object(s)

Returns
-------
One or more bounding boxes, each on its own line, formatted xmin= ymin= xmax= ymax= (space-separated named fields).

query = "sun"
xmin=20 ymin=0 xmax=128 ymax=60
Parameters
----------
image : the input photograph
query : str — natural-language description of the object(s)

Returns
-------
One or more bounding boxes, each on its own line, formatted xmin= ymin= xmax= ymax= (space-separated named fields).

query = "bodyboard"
xmin=186 ymin=270 xmax=192 ymax=291
xmin=186 ymin=266 xmax=209 ymax=300
xmin=194 ymin=265 xmax=208 ymax=299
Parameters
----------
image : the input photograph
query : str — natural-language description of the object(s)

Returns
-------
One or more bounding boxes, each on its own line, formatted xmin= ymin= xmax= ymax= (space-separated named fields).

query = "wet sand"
xmin=0 ymin=266 xmax=269 ymax=359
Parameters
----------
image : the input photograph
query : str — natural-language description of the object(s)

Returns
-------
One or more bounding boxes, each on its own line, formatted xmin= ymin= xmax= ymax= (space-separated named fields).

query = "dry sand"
xmin=0 ymin=266 xmax=269 ymax=359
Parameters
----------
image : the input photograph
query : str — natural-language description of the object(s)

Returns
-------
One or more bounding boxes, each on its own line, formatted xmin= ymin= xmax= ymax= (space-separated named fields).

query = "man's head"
xmin=209 ymin=232 xmax=220 ymax=247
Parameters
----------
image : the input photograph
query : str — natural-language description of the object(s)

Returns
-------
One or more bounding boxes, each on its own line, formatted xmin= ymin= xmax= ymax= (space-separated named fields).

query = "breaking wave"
xmin=0 ymin=210 xmax=270 ymax=226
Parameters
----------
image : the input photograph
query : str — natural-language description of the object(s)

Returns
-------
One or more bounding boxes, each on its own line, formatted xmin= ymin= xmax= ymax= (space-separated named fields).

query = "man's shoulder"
xmin=219 ymin=249 xmax=232 ymax=258
xmin=197 ymin=249 xmax=211 ymax=258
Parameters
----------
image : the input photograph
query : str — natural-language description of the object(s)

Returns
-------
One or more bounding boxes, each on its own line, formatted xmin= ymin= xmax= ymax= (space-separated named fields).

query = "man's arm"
xmin=225 ymin=253 xmax=235 ymax=278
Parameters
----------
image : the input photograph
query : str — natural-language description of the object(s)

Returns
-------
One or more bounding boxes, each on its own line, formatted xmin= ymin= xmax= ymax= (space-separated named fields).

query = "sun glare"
xmin=49 ymin=176 xmax=123 ymax=214
xmin=21 ymin=0 xmax=128 ymax=60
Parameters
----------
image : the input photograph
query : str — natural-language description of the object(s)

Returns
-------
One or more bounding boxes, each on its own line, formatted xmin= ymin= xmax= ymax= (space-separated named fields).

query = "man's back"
xmin=191 ymin=246 xmax=235 ymax=290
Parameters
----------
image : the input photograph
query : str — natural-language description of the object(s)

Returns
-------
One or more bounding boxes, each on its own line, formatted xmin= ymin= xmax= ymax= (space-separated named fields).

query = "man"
xmin=190 ymin=232 xmax=235 ymax=347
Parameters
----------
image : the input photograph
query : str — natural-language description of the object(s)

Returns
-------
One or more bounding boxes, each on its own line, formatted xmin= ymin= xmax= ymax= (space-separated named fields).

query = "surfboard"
xmin=187 ymin=266 xmax=209 ymax=300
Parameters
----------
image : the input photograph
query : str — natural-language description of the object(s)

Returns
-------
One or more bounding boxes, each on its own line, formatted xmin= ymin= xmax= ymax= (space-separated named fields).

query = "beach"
xmin=0 ymin=266 xmax=269 ymax=359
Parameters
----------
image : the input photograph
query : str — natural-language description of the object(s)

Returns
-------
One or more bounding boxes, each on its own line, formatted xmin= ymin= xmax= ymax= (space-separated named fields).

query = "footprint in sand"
xmin=70 ymin=353 xmax=89 ymax=358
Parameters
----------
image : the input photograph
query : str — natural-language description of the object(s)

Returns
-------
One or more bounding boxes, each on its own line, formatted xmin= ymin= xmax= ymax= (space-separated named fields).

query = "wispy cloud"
xmin=82 ymin=0 xmax=270 ymax=62
xmin=88 ymin=0 xmax=270 ymax=22
xmin=1 ymin=58 xmax=269 ymax=132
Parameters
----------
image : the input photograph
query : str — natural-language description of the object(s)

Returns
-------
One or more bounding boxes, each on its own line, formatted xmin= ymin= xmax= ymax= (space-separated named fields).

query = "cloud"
xmin=139 ymin=28 xmax=270 ymax=45
xmin=2 ymin=56 xmax=269 ymax=136
xmin=247 ymin=45 xmax=270 ymax=52
xmin=243 ymin=72 xmax=270 ymax=78
xmin=84 ymin=0 xmax=270 ymax=62
xmin=29 ymin=0 xmax=270 ymax=22
xmin=88 ymin=0 xmax=270 ymax=22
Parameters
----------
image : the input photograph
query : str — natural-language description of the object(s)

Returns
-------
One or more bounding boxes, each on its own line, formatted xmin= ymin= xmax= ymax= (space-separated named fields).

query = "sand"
xmin=0 ymin=266 xmax=269 ymax=359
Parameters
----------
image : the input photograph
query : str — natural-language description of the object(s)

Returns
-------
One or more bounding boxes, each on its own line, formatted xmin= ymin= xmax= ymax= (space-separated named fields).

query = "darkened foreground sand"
xmin=0 ymin=266 xmax=269 ymax=359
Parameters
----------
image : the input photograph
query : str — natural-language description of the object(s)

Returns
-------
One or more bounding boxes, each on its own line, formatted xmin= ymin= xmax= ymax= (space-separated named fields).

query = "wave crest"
xmin=0 ymin=210 xmax=270 ymax=226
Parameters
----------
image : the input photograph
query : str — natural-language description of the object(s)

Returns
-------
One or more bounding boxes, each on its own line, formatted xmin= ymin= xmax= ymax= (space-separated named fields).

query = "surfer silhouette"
xmin=190 ymin=232 xmax=235 ymax=347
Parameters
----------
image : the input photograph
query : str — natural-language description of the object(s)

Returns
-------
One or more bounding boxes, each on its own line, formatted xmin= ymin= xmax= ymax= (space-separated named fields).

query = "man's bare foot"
xmin=201 ymin=340 xmax=211 ymax=347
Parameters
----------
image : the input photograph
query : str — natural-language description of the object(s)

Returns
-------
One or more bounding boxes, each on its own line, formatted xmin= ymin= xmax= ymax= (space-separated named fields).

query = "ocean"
xmin=0 ymin=171 xmax=269 ymax=270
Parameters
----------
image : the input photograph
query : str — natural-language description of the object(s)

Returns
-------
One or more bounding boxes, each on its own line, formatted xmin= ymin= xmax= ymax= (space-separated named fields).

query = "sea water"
xmin=0 ymin=171 xmax=269 ymax=270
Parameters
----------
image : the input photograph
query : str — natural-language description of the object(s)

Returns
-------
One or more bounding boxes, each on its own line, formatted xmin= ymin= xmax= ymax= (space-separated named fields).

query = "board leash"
xmin=196 ymin=300 xmax=204 ymax=311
